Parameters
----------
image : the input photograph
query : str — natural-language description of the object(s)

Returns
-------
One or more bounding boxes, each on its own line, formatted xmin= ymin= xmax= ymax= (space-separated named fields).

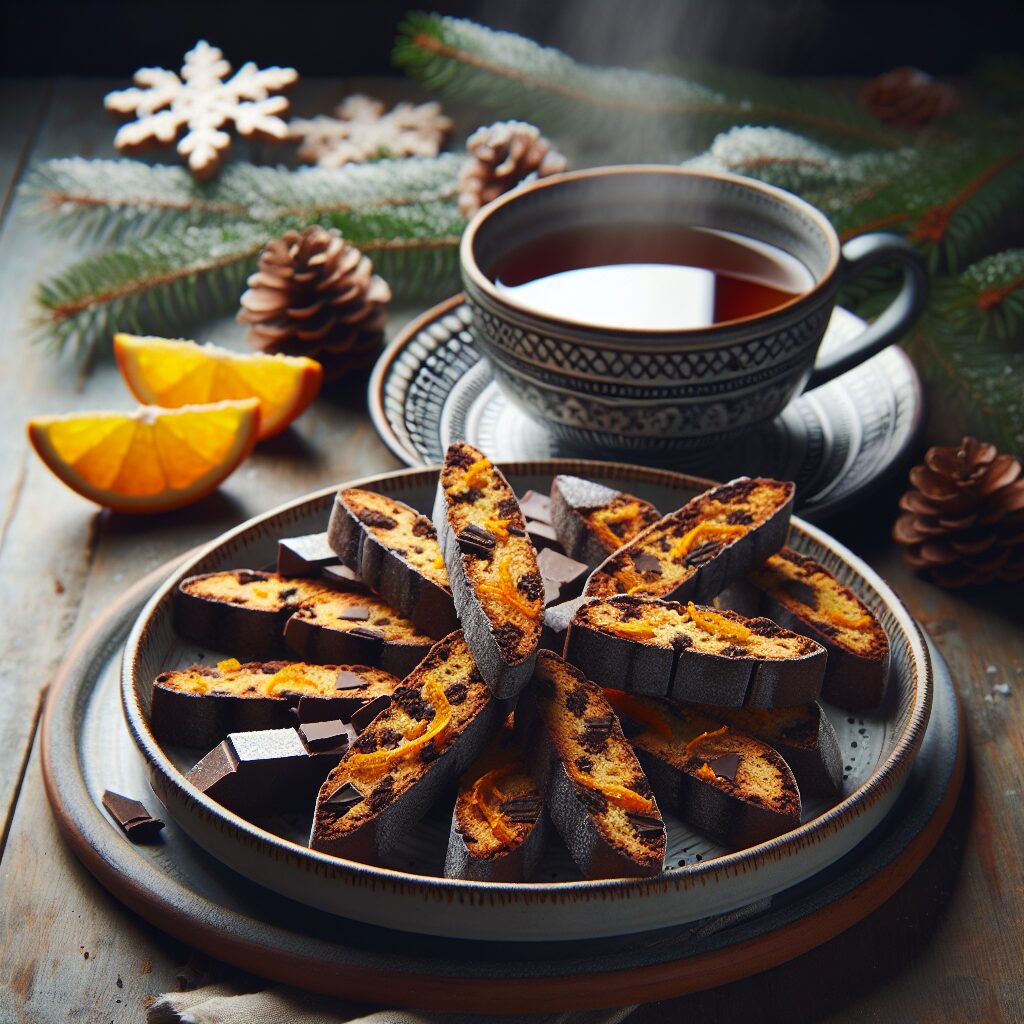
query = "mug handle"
xmin=804 ymin=232 xmax=928 ymax=391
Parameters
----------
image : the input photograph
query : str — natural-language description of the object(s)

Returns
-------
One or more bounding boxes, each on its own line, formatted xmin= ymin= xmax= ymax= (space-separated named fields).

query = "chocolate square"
xmin=519 ymin=490 xmax=553 ymax=524
xmin=102 ymin=790 xmax=165 ymax=843
xmin=349 ymin=694 xmax=391 ymax=733
xmin=298 ymin=719 xmax=357 ymax=754
xmin=276 ymin=533 xmax=338 ymax=577
xmin=526 ymin=520 xmax=561 ymax=553
xmin=339 ymin=605 xmax=371 ymax=622
xmin=537 ymin=547 xmax=589 ymax=603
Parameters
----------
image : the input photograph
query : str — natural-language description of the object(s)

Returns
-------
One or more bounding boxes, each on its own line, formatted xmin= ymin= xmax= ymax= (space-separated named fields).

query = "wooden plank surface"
xmin=0 ymin=77 xmax=1021 ymax=1023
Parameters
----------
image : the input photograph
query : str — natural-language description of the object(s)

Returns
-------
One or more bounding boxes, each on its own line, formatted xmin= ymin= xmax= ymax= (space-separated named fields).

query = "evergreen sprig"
xmin=394 ymin=12 xmax=909 ymax=155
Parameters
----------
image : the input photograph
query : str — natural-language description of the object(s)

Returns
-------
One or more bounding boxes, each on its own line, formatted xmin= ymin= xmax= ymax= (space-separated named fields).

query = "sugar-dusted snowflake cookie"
xmin=288 ymin=94 xmax=453 ymax=169
xmin=105 ymin=40 xmax=298 ymax=179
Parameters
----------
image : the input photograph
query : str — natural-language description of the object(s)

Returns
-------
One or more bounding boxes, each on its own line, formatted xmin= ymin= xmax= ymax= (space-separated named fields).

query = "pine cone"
xmin=860 ymin=67 xmax=957 ymax=128
xmin=238 ymin=226 xmax=391 ymax=380
xmin=458 ymin=121 xmax=568 ymax=218
xmin=892 ymin=437 xmax=1024 ymax=587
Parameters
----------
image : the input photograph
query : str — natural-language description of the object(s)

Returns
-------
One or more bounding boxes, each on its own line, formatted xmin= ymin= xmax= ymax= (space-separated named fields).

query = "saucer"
xmin=369 ymin=296 xmax=923 ymax=520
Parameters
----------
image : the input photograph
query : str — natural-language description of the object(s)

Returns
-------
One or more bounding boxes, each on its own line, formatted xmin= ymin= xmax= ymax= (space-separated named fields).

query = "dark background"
xmin=2 ymin=0 xmax=1021 ymax=78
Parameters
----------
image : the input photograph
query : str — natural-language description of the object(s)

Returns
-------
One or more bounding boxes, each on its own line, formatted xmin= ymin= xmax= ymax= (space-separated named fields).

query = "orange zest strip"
xmin=686 ymin=602 xmax=752 ymax=643
xmin=264 ymin=664 xmax=323 ymax=695
xmin=668 ymin=522 xmax=747 ymax=561
xmin=566 ymin=761 xmax=654 ymax=812
xmin=483 ymin=516 xmax=512 ymax=542
xmin=602 ymin=689 xmax=674 ymax=742
xmin=463 ymin=456 xmax=492 ymax=490
xmin=590 ymin=502 xmax=643 ymax=550
xmin=466 ymin=763 xmax=522 ymax=844
xmin=613 ymin=565 xmax=648 ymax=594
xmin=684 ymin=726 xmax=729 ymax=758
xmin=604 ymin=620 xmax=657 ymax=640
xmin=696 ymin=762 xmax=717 ymax=782
xmin=478 ymin=554 xmax=542 ymax=621
xmin=344 ymin=672 xmax=452 ymax=780
xmin=404 ymin=720 xmax=428 ymax=741
xmin=817 ymin=606 xmax=873 ymax=630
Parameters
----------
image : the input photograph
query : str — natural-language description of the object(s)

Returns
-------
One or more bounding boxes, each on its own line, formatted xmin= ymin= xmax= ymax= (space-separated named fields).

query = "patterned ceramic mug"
xmin=460 ymin=165 xmax=927 ymax=453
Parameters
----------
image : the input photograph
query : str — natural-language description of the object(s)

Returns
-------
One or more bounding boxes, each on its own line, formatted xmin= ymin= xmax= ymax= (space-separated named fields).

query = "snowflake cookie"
xmin=288 ymin=94 xmax=452 ymax=169
xmin=105 ymin=40 xmax=298 ymax=179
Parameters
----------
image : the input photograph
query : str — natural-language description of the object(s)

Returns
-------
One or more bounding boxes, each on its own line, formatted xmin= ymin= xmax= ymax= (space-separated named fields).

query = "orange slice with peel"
xmin=114 ymin=333 xmax=322 ymax=441
xmin=27 ymin=400 xmax=260 ymax=514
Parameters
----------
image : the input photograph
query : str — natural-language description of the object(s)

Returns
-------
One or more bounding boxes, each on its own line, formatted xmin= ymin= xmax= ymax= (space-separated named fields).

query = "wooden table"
xmin=0 ymin=77 xmax=1021 ymax=1024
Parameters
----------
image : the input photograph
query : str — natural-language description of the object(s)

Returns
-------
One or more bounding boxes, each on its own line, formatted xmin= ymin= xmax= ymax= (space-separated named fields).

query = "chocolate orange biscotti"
xmin=283 ymin=590 xmax=434 ymax=678
xmin=584 ymin=478 xmax=795 ymax=605
xmin=328 ymin=488 xmax=459 ymax=639
xmin=445 ymin=723 xmax=546 ymax=882
xmin=566 ymin=596 xmax=827 ymax=708
xmin=687 ymin=701 xmax=843 ymax=798
xmin=150 ymin=660 xmax=400 ymax=748
xmin=515 ymin=652 xmax=665 ymax=879
xmin=174 ymin=570 xmax=336 ymax=658
xmin=742 ymin=549 xmax=890 ymax=710
xmin=309 ymin=631 xmax=504 ymax=863
xmin=434 ymin=442 xmax=542 ymax=699
xmin=604 ymin=690 xmax=801 ymax=849
xmin=550 ymin=475 xmax=661 ymax=567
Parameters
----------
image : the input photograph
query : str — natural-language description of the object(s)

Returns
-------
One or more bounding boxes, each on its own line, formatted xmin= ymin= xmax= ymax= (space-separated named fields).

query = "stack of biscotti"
xmin=516 ymin=651 xmax=666 ymax=879
xmin=604 ymin=689 xmax=801 ymax=849
xmin=151 ymin=659 xmax=399 ymax=748
xmin=550 ymin=475 xmax=661 ymax=567
xmin=566 ymin=595 xmax=827 ymax=708
xmin=328 ymin=488 xmax=459 ymax=639
xmin=434 ymin=442 xmax=542 ymax=698
xmin=445 ymin=723 xmax=546 ymax=882
xmin=309 ymin=631 xmax=506 ymax=862
xmin=733 ymin=548 xmax=891 ymax=710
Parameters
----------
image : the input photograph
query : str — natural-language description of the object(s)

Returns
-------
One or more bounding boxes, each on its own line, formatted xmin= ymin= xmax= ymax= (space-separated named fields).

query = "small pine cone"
xmin=892 ymin=437 xmax=1024 ymax=587
xmin=860 ymin=67 xmax=957 ymax=128
xmin=457 ymin=121 xmax=568 ymax=218
xmin=238 ymin=226 xmax=391 ymax=381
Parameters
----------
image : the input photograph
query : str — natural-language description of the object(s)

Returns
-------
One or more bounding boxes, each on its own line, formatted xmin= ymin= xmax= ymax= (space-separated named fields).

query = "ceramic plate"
xmin=368 ymin=297 xmax=923 ymax=520
xmin=122 ymin=462 xmax=931 ymax=942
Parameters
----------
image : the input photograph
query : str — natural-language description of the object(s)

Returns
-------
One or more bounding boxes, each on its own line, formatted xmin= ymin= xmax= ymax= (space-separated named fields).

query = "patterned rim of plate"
xmin=368 ymin=295 xmax=923 ymax=520
xmin=121 ymin=461 xmax=932 ymax=942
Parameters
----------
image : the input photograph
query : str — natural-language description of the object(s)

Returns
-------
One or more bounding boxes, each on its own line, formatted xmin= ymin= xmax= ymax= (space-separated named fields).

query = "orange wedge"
xmin=27 ymin=400 xmax=261 ymax=514
xmin=114 ymin=334 xmax=322 ymax=441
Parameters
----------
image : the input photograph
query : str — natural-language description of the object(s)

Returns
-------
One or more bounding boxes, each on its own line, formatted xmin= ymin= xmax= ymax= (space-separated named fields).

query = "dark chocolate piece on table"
xmin=298 ymin=719 xmax=358 ymax=754
xmin=277 ymin=533 xmax=339 ymax=577
xmin=349 ymin=694 xmax=392 ymax=733
xmin=519 ymin=490 xmax=553 ymax=524
xmin=102 ymin=790 xmax=165 ymax=843
xmin=320 ymin=563 xmax=365 ymax=589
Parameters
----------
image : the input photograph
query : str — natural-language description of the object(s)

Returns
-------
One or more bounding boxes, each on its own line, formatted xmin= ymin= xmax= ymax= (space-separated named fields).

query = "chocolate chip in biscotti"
xmin=358 ymin=509 xmax=398 ymax=529
xmin=457 ymin=523 xmax=498 ymax=558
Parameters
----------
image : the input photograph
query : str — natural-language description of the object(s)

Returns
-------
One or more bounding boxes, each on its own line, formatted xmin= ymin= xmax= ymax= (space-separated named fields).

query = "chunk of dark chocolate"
xmin=526 ymin=520 xmax=561 ymax=553
xmin=319 ymin=563 xmax=366 ymax=590
xmin=349 ymin=694 xmax=391 ymax=733
xmin=102 ymin=791 xmax=165 ymax=843
xmin=519 ymin=490 xmax=553 ymax=524
xmin=276 ymin=533 xmax=338 ymax=577
xmin=323 ymin=781 xmax=364 ymax=811
xmin=338 ymin=605 xmax=371 ymax=622
xmin=298 ymin=719 xmax=357 ymax=754
xmin=537 ymin=548 xmax=590 ymax=604
xmin=632 ymin=551 xmax=663 ymax=575
xmin=457 ymin=523 xmax=498 ymax=558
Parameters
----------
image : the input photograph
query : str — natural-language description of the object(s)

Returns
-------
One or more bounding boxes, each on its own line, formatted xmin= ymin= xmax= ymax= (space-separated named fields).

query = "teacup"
xmin=460 ymin=166 xmax=927 ymax=453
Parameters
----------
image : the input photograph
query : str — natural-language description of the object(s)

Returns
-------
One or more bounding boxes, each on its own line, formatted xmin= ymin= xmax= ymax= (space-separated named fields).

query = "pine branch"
xmin=35 ymin=202 xmax=466 ymax=356
xmin=21 ymin=154 xmax=467 ymax=243
xmin=394 ymin=13 xmax=907 ymax=155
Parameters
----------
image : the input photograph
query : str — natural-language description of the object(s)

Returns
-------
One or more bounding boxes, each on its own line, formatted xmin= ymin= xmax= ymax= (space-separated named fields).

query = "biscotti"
xmin=604 ymin=690 xmax=801 ymax=849
xmin=445 ymin=724 xmax=546 ymax=882
xmin=567 ymin=596 xmax=827 ymax=708
xmin=174 ymin=570 xmax=336 ymax=657
xmin=309 ymin=631 xmax=504 ymax=862
xmin=550 ymin=475 xmax=660 ymax=567
xmin=585 ymin=478 xmax=794 ymax=605
xmin=283 ymin=590 xmax=434 ymax=678
xmin=742 ymin=548 xmax=890 ymax=710
xmin=150 ymin=660 xmax=399 ymax=748
xmin=516 ymin=651 xmax=665 ymax=879
xmin=328 ymin=488 xmax=459 ymax=639
xmin=688 ymin=700 xmax=843 ymax=798
xmin=434 ymin=442 xmax=542 ymax=699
